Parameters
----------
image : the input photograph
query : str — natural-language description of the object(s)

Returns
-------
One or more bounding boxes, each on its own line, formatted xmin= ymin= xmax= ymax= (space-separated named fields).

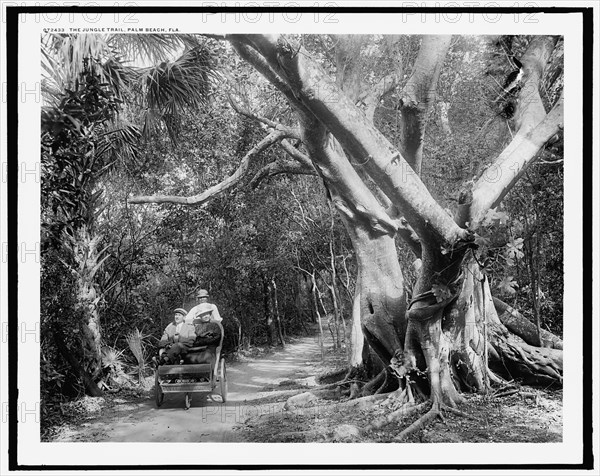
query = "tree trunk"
xmin=348 ymin=278 xmax=366 ymax=368
xmin=406 ymin=259 xmax=564 ymax=397
xmin=493 ymin=297 xmax=563 ymax=349
xmin=63 ymin=227 xmax=106 ymax=381
xmin=263 ymin=276 xmax=277 ymax=346
xmin=342 ymin=217 xmax=406 ymax=366
xmin=310 ymin=271 xmax=325 ymax=360
xmin=271 ymin=278 xmax=286 ymax=347
xmin=398 ymin=35 xmax=452 ymax=173
xmin=79 ymin=284 xmax=103 ymax=380
xmin=53 ymin=325 xmax=103 ymax=397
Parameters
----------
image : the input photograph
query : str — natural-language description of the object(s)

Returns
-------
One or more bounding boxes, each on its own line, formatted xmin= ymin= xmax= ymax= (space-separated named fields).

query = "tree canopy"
xmin=40 ymin=32 xmax=565 ymax=440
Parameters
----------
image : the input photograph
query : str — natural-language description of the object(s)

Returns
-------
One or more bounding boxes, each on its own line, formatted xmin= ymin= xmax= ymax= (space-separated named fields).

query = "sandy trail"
xmin=59 ymin=332 xmax=324 ymax=442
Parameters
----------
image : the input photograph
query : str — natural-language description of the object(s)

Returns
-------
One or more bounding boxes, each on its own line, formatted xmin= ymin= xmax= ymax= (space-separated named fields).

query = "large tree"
xmin=130 ymin=34 xmax=564 ymax=437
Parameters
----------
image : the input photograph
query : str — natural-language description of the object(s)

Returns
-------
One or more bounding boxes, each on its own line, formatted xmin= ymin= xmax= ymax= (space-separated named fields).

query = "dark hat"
xmin=196 ymin=289 xmax=209 ymax=298
xmin=173 ymin=308 xmax=187 ymax=316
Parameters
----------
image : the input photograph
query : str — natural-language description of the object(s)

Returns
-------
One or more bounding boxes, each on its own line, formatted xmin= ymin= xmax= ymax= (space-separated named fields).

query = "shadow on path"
xmin=61 ymin=331 xmax=326 ymax=442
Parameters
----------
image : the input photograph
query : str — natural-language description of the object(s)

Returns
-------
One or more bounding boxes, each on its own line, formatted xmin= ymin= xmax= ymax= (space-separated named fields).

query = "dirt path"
xmin=54 ymin=332 xmax=326 ymax=442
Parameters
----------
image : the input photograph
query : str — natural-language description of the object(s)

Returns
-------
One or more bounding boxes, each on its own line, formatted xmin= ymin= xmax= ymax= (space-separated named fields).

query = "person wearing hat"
xmin=185 ymin=288 xmax=222 ymax=324
xmin=189 ymin=302 xmax=222 ymax=348
xmin=155 ymin=308 xmax=196 ymax=365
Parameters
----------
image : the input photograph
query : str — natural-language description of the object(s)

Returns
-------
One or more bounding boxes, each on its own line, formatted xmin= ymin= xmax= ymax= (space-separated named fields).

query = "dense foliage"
xmin=40 ymin=34 xmax=564 ymax=436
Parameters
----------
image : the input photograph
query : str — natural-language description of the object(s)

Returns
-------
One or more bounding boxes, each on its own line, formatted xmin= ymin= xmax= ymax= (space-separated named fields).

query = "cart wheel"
xmin=155 ymin=370 xmax=164 ymax=407
xmin=185 ymin=393 xmax=191 ymax=410
xmin=219 ymin=359 xmax=228 ymax=403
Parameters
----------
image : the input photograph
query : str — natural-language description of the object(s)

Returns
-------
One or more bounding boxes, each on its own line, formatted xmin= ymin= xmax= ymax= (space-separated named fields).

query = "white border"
xmin=1 ymin=1 xmax=597 ymax=474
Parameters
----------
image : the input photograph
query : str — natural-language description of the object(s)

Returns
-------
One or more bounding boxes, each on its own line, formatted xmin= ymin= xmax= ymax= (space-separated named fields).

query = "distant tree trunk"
xmin=295 ymin=274 xmax=315 ymax=324
xmin=271 ymin=278 xmax=286 ymax=347
xmin=328 ymin=277 xmax=345 ymax=351
xmin=309 ymin=271 xmax=325 ymax=360
xmin=438 ymin=102 xmax=452 ymax=135
xmin=263 ymin=276 xmax=277 ymax=346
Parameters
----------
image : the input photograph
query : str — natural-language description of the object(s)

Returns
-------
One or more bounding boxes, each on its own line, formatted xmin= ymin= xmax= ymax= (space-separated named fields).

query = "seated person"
xmin=185 ymin=288 xmax=222 ymax=323
xmin=155 ymin=308 xmax=196 ymax=365
xmin=182 ymin=303 xmax=223 ymax=365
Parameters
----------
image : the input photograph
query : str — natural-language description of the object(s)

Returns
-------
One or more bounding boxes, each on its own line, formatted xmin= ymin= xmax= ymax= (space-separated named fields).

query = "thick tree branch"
xmin=354 ymin=167 xmax=422 ymax=257
xmin=128 ymin=130 xmax=285 ymax=206
xmin=512 ymin=36 xmax=558 ymax=134
xmin=238 ymin=34 xmax=468 ymax=246
xmin=300 ymin=116 xmax=399 ymax=236
xmin=457 ymin=36 xmax=561 ymax=228
xmin=466 ymin=92 xmax=563 ymax=227
xmin=397 ymin=35 xmax=452 ymax=174
xmin=225 ymin=92 xmax=315 ymax=188
xmin=333 ymin=43 xmax=420 ymax=254
xmin=227 ymin=36 xmax=311 ymax=119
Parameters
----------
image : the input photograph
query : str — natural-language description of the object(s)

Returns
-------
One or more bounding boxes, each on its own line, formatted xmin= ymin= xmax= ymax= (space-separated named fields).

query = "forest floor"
xmin=46 ymin=326 xmax=562 ymax=444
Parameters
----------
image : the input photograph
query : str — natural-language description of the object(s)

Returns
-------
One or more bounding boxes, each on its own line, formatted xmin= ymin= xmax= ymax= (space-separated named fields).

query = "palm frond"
xmin=95 ymin=121 xmax=142 ymax=167
xmin=101 ymin=346 xmax=127 ymax=369
xmin=140 ymin=45 xmax=213 ymax=110
xmin=100 ymin=57 xmax=138 ymax=100
xmin=136 ymin=45 xmax=216 ymax=141
xmin=106 ymin=34 xmax=200 ymax=65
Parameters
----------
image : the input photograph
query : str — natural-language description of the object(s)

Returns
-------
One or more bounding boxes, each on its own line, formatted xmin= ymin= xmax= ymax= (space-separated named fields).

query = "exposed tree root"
xmin=492 ymin=388 xmax=519 ymax=398
xmin=337 ymin=390 xmax=391 ymax=410
xmin=259 ymin=378 xmax=364 ymax=401
xmin=393 ymin=400 xmax=476 ymax=441
xmin=363 ymin=402 xmax=428 ymax=432
xmin=361 ymin=368 xmax=387 ymax=396
xmin=318 ymin=367 xmax=349 ymax=384
xmin=487 ymin=368 xmax=508 ymax=386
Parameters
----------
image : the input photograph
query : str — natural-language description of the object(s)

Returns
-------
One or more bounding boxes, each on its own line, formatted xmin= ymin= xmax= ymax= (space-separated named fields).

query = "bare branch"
xmin=227 ymin=92 xmax=300 ymax=138
xmin=250 ymin=157 xmax=316 ymax=189
xmin=128 ymin=130 xmax=285 ymax=206
xmin=279 ymin=139 xmax=312 ymax=167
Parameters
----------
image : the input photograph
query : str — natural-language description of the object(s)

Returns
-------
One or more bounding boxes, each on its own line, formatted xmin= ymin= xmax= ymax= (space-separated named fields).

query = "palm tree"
xmin=41 ymin=33 xmax=218 ymax=394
